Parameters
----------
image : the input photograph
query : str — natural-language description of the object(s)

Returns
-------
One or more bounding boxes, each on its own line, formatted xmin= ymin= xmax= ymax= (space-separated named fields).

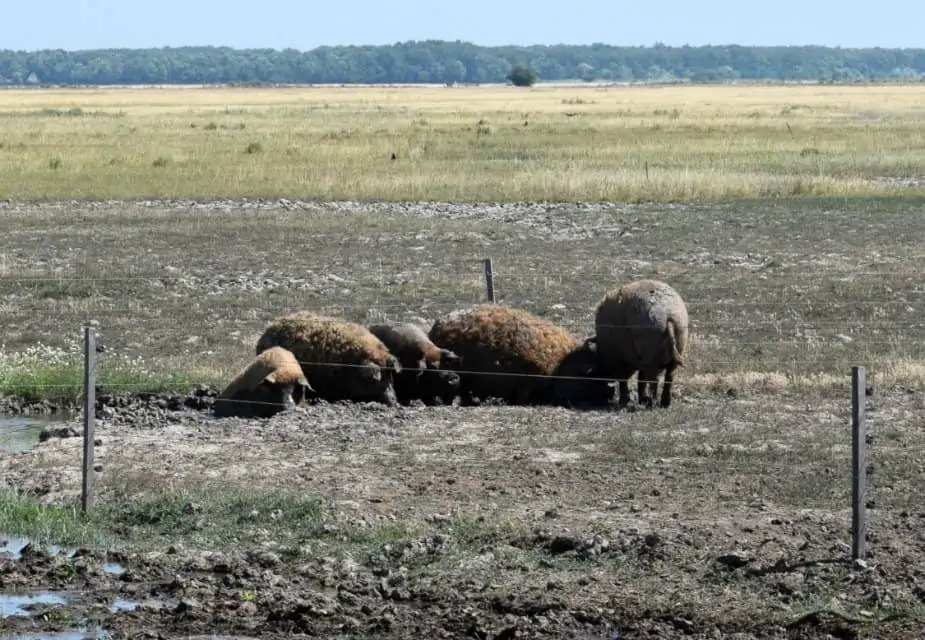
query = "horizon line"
xmin=2 ymin=40 xmax=923 ymax=55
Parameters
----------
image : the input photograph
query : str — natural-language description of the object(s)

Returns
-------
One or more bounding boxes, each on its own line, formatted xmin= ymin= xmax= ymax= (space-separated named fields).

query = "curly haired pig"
xmin=427 ymin=304 xmax=610 ymax=407
xmin=594 ymin=279 xmax=689 ymax=409
xmin=214 ymin=346 xmax=314 ymax=419
xmin=549 ymin=337 xmax=615 ymax=409
xmin=255 ymin=311 xmax=403 ymax=406
xmin=368 ymin=323 xmax=462 ymax=406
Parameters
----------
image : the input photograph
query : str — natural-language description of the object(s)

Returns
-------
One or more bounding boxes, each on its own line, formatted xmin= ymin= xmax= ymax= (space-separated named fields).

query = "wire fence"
xmin=1 ymin=257 xmax=920 ymax=566
xmin=1 ymin=354 xmax=882 ymax=559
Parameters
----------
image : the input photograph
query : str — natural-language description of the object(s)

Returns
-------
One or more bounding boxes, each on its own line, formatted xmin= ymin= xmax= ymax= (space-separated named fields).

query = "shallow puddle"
xmin=0 ymin=591 xmax=68 ymax=617
xmin=109 ymin=597 xmax=138 ymax=613
xmin=0 ymin=535 xmax=77 ymax=560
xmin=3 ymin=631 xmax=109 ymax=640
xmin=1 ymin=587 xmax=141 ymax=616
xmin=0 ymin=416 xmax=76 ymax=453
xmin=1 ymin=534 xmax=139 ymax=623
xmin=0 ymin=535 xmax=28 ymax=558
xmin=0 ymin=535 xmax=125 ymax=576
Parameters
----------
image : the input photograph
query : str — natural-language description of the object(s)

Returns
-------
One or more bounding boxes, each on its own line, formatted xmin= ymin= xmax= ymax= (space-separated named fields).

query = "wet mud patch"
xmin=0 ymin=632 xmax=109 ymax=640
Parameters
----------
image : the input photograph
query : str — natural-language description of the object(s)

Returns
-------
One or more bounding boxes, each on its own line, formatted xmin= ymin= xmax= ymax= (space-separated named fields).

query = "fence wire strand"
xmin=0 ymin=256 xmax=887 ymax=565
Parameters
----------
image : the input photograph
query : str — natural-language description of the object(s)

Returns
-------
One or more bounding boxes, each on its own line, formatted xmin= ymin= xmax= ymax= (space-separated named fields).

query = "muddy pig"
xmin=256 ymin=311 xmax=402 ymax=406
xmin=214 ymin=346 xmax=313 ymax=418
xmin=594 ymin=279 xmax=689 ymax=408
xmin=428 ymin=304 xmax=592 ymax=406
xmin=369 ymin=322 xmax=462 ymax=405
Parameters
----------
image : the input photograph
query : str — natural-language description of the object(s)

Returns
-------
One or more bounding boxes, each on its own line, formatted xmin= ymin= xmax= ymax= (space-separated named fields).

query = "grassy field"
xmin=0 ymin=83 xmax=923 ymax=201
xmin=1 ymin=84 xmax=925 ymax=638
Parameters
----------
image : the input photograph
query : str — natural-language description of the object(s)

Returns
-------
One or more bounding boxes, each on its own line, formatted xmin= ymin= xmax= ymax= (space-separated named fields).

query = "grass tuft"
xmin=0 ymin=490 xmax=104 ymax=547
xmin=103 ymin=488 xmax=325 ymax=546
xmin=0 ymin=487 xmax=328 ymax=553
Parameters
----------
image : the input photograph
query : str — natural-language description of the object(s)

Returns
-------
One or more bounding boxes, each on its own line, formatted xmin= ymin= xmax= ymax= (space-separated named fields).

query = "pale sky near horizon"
xmin=1 ymin=0 xmax=921 ymax=51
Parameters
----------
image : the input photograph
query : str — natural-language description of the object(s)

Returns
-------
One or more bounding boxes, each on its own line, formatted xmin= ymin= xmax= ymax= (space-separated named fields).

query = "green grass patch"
xmin=101 ymin=488 xmax=327 ymax=549
xmin=441 ymin=515 xmax=523 ymax=549
xmin=0 ymin=489 xmax=106 ymax=547
xmin=0 ymin=336 xmax=225 ymax=403
xmin=341 ymin=520 xmax=424 ymax=547
xmin=0 ymin=487 xmax=331 ymax=554
xmin=0 ymin=357 xmax=213 ymax=404
xmin=0 ymin=489 xmax=543 ymax=559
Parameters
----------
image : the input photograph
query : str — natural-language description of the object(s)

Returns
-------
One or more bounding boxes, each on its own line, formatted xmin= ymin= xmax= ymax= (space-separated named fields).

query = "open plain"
xmin=1 ymin=83 xmax=925 ymax=201
xmin=1 ymin=85 xmax=925 ymax=638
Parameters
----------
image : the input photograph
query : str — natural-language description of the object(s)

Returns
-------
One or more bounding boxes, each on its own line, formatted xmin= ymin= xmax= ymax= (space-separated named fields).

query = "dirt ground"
xmin=1 ymin=385 xmax=925 ymax=638
xmin=3 ymin=197 xmax=925 ymax=386
xmin=2 ymin=198 xmax=925 ymax=638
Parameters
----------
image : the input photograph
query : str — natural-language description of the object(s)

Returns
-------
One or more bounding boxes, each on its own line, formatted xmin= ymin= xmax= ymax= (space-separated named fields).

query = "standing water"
xmin=0 ymin=416 xmax=76 ymax=454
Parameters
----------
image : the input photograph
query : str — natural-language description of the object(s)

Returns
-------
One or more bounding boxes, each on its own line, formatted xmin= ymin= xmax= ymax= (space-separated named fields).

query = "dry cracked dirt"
xmin=2 ymin=198 xmax=925 ymax=638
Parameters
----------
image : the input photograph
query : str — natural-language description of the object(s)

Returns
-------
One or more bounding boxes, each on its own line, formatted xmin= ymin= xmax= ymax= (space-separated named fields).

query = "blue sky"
xmin=2 ymin=0 xmax=921 ymax=51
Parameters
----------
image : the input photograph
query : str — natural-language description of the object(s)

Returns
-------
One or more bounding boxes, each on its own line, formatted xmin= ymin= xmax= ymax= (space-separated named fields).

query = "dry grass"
xmin=3 ymin=196 xmax=925 ymax=393
xmin=0 ymin=84 xmax=924 ymax=201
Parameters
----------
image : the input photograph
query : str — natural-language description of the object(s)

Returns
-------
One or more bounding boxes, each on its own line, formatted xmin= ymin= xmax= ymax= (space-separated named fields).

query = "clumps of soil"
xmin=3 ymin=525 xmax=921 ymax=639
xmin=0 ymin=395 xmax=68 ymax=416
xmin=93 ymin=388 xmax=217 ymax=427
xmin=3 ymin=388 xmax=925 ymax=638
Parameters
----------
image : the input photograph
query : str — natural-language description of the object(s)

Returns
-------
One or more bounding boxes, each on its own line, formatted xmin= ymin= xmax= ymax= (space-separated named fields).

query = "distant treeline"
xmin=1 ymin=41 xmax=924 ymax=86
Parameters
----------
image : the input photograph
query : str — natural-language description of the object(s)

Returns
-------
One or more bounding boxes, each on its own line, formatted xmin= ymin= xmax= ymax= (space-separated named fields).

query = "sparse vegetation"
xmin=0 ymin=340 xmax=217 ymax=403
xmin=0 ymin=84 xmax=922 ymax=201
xmin=100 ymin=487 xmax=326 ymax=548
xmin=1 ymin=83 xmax=925 ymax=639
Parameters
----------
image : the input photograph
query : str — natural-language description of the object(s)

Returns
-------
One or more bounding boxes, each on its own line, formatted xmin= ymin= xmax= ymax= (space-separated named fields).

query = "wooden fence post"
xmin=851 ymin=365 xmax=867 ymax=561
xmin=483 ymin=258 xmax=495 ymax=303
xmin=81 ymin=324 xmax=97 ymax=515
